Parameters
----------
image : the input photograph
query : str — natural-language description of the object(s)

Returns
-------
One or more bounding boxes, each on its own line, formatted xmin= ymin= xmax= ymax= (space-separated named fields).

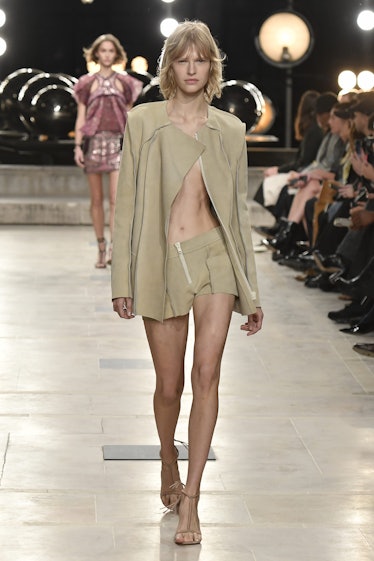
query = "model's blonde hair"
xmin=83 ymin=34 xmax=127 ymax=66
xmin=158 ymin=21 xmax=224 ymax=103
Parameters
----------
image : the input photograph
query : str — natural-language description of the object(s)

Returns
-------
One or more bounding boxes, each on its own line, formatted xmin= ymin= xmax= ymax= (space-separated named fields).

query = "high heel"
xmin=95 ymin=237 xmax=107 ymax=269
xmin=106 ymin=242 xmax=113 ymax=265
xmin=160 ymin=446 xmax=183 ymax=512
xmin=175 ymin=490 xmax=201 ymax=545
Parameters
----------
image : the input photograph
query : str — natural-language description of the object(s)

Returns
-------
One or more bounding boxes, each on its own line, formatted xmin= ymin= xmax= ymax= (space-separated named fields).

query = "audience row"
xmin=254 ymin=89 xmax=374 ymax=358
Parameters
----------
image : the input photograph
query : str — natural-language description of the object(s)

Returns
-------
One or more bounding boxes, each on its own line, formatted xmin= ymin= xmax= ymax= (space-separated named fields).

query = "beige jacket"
xmin=111 ymin=101 xmax=260 ymax=321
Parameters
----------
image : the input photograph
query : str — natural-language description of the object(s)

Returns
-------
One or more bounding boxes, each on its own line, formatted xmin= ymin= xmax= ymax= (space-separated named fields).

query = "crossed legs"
xmin=143 ymin=292 xmax=235 ymax=544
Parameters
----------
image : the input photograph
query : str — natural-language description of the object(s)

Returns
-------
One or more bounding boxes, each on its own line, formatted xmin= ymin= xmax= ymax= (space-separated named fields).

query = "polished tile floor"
xmin=1 ymin=225 xmax=374 ymax=561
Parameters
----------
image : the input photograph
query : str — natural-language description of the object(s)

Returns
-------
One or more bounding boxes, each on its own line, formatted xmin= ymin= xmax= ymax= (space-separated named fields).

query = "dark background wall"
xmin=0 ymin=0 xmax=373 ymax=144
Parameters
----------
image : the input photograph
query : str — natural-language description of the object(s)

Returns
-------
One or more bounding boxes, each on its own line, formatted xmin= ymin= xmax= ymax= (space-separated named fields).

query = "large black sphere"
xmin=212 ymin=80 xmax=264 ymax=132
xmin=0 ymin=68 xmax=42 ymax=132
xmin=251 ymin=95 xmax=276 ymax=134
xmin=29 ymin=84 xmax=77 ymax=138
xmin=18 ymin=72 xmax=76 ymax=133
xmin=134 ymin=78 xmax=164 ymax=106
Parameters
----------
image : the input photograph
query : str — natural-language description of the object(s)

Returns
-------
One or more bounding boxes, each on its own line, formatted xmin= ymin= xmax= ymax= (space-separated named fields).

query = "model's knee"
xmin=155 ymin=380 xmax=183 ymax=406
xmin=192 ymin=363 xmax=220 ymax=395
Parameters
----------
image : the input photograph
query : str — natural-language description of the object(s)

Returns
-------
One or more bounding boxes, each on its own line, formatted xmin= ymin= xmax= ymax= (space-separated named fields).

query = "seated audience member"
xmin=267 ymin=100 xmax=349 ymax=256
xmin=254 ymin=90 xmax=324 ymax=228
xmin=302 ymin=103 xmax=363 ymax=262
xmin=305 ymin=95 xmax=374 ymax=288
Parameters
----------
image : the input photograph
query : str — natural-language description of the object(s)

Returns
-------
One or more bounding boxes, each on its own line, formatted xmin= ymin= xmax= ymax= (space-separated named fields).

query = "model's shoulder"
xmin=128 ymin=101 xmax=167 ymax=124
xmin=209 ymin=105 xmax=245 ymax=131
xmin=76 ymin=73 xmax=95 ymax=86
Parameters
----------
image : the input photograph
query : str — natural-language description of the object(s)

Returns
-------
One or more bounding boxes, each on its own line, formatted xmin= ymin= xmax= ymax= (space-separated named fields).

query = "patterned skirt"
xmin=83 ymin=131 xmax=122 ymax=174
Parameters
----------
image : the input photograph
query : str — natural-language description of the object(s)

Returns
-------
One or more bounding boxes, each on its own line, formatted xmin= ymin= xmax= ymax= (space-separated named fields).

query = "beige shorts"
xmin=164 ymin=227 xmax=238 ymax=319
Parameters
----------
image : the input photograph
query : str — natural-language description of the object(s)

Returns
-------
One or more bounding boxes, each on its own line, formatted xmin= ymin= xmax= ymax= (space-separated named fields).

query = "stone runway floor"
xmin=1 ymin=225 xmax=373 ymax=561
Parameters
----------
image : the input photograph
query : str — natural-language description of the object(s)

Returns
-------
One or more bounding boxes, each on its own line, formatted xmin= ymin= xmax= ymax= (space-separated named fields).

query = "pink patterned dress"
xmin=74 ymin=72 xmax=143 ymax=173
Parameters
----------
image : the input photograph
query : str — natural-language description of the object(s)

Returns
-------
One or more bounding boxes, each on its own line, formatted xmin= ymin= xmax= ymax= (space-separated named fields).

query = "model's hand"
xmin=240 ymin=307 xmax=263 ymax=336
xmin=74 ymin=146 xmax=85 ymax=169
xmin=113 ymin=297 xmax=135 ymax=319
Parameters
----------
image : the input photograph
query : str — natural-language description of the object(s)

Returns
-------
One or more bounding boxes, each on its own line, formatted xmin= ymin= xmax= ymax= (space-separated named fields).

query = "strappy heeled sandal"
xmin=106 ymin=242 xmax=113 ymax=265
xmin=160 ymin=446 xmax=184 ymax=512
xmin=174 ymin=490 xmax=201 ymax=545
xmin=95 ymin=237 xmax=106 ymax=269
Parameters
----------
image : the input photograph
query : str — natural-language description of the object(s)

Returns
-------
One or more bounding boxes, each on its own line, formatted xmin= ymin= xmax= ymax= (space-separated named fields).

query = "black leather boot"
xmin=331 ymin=256 xmax=374 ymax=298
xmin=269 ymin=219 xmax=304 ymax=254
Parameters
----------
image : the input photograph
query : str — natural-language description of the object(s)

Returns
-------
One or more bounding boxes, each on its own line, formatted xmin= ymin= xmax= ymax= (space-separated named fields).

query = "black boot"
xmin=331 ymin=256 xmax=374 ymax=298
xmin=268 ymin=219 xmax=305 ymax=254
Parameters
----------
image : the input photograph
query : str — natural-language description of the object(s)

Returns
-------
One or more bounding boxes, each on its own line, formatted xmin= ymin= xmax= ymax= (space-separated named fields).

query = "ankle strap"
xmin=181 ymin=490 xmax=199 ymax=499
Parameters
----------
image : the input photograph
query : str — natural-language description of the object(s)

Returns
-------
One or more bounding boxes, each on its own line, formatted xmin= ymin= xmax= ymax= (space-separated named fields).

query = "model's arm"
xmin=236 ymin=133 xmax=263 ymax=335
xmin=73 ymin=101 xmax=86 ymax=169
xmin=111 ymin=113 xmax=138 ymax=312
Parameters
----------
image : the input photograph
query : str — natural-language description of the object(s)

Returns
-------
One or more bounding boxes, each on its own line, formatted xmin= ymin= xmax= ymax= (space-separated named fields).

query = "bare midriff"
xmin=167 ymin=155 xmax=219 ymax=244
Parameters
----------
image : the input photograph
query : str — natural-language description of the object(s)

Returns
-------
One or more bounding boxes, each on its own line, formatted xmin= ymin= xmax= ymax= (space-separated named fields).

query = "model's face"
xmin=171 ymin=45 xmax=210 ymax=97
xmin=96 ymin=41 xmax=117 ymax=68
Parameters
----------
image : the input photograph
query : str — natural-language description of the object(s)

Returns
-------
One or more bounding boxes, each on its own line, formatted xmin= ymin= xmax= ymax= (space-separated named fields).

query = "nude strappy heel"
xmin=174 ymin=490 xmax=202 ymax=545
xmin=160 ymin=446 xmax=184 ymax=512
xmin=95 ymin=237 xmax=107 ymax=269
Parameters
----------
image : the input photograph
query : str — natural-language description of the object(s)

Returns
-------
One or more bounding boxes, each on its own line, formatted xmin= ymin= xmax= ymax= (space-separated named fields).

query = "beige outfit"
xmin=111 ymin=101 xmax=260 ymax=321
xmin=164 ymin=227 xmax=238 ymax=319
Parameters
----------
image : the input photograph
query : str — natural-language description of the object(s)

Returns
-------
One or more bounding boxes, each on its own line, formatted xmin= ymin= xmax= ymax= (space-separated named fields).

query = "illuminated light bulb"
xmin=0 ymin=37 xmax=6 ymax=56
xmin=160 ymin=18 xmax=178 ymax=38
xmin=0 ymin=9 xmax=6 ymax=28
xmin=337 ymin=70 xmax=357 ymax=90
xmin=357 ymin=9 xmax=374 ymax=31
xmin=357 ymin=70 xmax=374 ymax=91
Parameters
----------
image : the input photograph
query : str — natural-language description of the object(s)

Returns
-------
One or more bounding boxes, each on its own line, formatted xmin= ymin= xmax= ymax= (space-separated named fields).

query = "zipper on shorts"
xmin=174 ymin=242 xmax=192 ymax=284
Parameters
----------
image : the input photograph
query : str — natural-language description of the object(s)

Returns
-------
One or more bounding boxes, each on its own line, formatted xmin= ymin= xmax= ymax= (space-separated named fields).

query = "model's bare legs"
xmin=144 ymin=314 xmax=189 ymax=508
xmin=87 ymin=172 xmax=106 ymax=267
xmin=107 ymin=170 xmax=119 ymax=264
xmin=87 ymin=172 xmax=105 ymax=239
xmin=108 ymin=169 xmax=119 ymax=241
xmin=175 ymin=292 xmax=235 ymax=544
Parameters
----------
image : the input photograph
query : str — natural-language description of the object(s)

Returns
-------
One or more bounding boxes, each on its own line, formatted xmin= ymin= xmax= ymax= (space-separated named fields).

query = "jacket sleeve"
xmin=236 ymin=132 xmax=261 ymax=307
xmin=111 ymin=112 xmax=138 ymax=299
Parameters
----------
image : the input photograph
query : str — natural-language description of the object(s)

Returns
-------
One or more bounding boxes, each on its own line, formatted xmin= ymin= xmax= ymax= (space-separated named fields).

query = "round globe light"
xmin=0 ymin=9 xmax=6 ymax=28
xmin=357 ymin=70 xmax=374 ymax=91
xmin=256 ymin=11 xmax=313 ymax=68
xmin=357 ymin=9 xmax=374 ymax=31
xmin=160 ymin=18 xmax=178 ymax=38
xmin=337 ymin=70 xmax=357 ymax=90
xmin=0 ymin=37 xmax=6 ymax=56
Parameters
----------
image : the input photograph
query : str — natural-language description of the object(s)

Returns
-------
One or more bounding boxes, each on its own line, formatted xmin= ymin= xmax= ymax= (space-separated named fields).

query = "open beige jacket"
xmin=111 ymin=101 xmax=260 ymax=321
